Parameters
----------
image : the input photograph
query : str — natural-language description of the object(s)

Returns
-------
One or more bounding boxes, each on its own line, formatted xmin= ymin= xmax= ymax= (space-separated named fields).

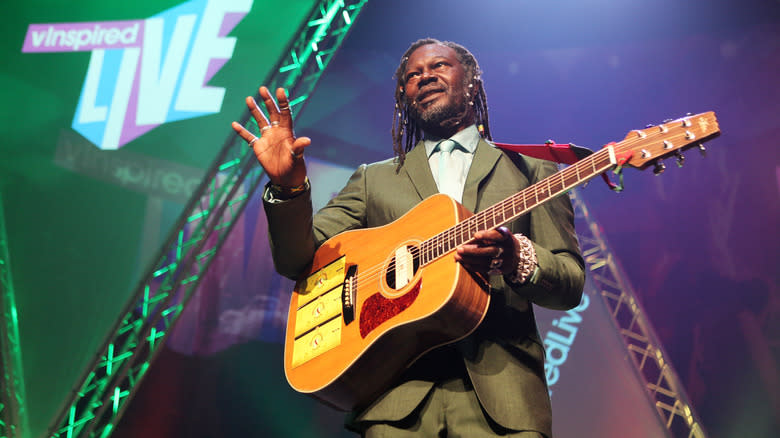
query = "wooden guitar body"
xmin=283 ymin=194 xmax=491 ymax=411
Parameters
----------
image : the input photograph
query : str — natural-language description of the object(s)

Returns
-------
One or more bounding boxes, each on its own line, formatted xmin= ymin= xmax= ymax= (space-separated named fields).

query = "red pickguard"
xmin=359 ymin=280 xmax=421 ymax=338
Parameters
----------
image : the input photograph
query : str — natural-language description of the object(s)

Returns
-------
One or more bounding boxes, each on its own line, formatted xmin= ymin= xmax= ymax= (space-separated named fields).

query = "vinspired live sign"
xmin=21 ymin=0 xmax=254 ymax=150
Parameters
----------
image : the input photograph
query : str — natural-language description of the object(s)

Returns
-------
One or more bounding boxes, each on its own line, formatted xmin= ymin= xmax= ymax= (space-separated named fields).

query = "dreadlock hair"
xmin=392 ymin=38 xmax=493 ymax=167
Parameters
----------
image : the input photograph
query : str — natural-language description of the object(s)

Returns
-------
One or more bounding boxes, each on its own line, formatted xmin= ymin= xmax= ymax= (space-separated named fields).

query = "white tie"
xmin=436 ymin=139 xmax=461 ymax=201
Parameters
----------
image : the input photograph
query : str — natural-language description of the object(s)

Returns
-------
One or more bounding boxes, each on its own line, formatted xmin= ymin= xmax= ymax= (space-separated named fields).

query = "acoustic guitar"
xmin=283 ymin=112 xmax=720 ymax=411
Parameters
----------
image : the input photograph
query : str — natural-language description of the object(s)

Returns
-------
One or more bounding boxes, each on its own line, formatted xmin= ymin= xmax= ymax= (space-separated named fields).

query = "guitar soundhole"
xmin=385 ymin=244 xmax=420 ymax=290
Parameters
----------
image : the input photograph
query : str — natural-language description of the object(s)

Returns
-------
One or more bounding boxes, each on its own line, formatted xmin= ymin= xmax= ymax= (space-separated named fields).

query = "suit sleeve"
xmin=509 ymin=159 xmax=585 ymax=310
xmin=263 ymin=164 xmax=369 ymax=279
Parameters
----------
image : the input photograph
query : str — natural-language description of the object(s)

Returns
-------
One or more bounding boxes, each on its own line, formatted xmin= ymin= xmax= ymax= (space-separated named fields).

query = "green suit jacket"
xmin=264 ymin=139 xmax=585 ymax=436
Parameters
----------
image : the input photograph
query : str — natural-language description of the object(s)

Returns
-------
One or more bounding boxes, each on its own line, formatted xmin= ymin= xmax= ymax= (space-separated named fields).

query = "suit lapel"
xmin=402 ymin=142 xmax=439 ymax=201
xmin=462 ymin=139 xmax=502 ymax=212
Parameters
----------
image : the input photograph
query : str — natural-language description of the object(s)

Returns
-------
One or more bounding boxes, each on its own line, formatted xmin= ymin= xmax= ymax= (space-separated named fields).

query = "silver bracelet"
xmin=507 ymin=233 xmax=538 ymax=285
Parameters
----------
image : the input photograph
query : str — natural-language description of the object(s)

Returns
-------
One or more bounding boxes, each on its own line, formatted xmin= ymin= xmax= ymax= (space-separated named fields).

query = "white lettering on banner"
xmin=22 ymin=0 xmax=254 ymax=150
xmin=136 ymin=15 xmax=197 ymax=125
xmin=30 ymin=30 xmax=46 ymax=47
xmin=103 ymin=48 xmax=140 ymax=149
xmin=176 ymin=0 xmax=252 ymax=113
xmin=78 ymin=50 xmax=108 ymax=124
xmin=543 ymin=293 xmax=590 ymax=391
xmin=26 ymin=23 xmax=141 ymax=52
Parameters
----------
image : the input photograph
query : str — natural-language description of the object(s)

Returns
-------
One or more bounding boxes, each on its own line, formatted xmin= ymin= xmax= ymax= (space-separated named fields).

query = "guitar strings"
xmin=346 ymin=123 xmax=705 ymax=292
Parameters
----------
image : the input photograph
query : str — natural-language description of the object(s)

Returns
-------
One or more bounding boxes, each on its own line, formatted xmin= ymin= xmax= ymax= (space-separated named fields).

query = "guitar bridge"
xmin=342 ymin=265 xmax=357 ymax=325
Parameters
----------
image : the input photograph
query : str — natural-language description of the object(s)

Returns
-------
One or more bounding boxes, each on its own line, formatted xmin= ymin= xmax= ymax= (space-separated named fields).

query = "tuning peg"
xmin=698 ymin=143 xmax=706 ymax=156
xmin=653 ymin=161 xmax=666 ymax=175
xmin=675 ymin=151 xmax=685 ymax=167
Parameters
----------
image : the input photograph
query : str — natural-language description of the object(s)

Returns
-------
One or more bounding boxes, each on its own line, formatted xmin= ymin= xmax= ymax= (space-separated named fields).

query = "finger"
xmin=231 ymin=121 xmax=259 ymax=144
xmin=246 ymin=95 xmax=270 ymax=130
xmin=457 ymin=243 xmax=497 ymax=258
xmin=291 ymin=136 xmax=312 ymax=158
xmin=496 ymin=226 xmax=512 ymax=240
xmin=457 ymin=247 xmax=504 ymax=262
xmin=454 ymin=253 xmax=500 ymax=275
xmin=473 ymin=229 xmax=505 ymax=244
xmin=275 ymin=87 xmax=293 ymax=128
xmin=259 ymin=86 xmax=281 ymax=121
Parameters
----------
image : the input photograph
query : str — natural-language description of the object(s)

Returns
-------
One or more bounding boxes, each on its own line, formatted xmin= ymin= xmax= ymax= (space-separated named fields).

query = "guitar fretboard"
xmin=419 ymin=146 xmax=618 ymax=265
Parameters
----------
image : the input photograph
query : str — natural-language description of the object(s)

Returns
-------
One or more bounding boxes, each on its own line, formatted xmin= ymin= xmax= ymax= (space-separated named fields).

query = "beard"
xmin=408 ymin=90 xmax=470 ymax=135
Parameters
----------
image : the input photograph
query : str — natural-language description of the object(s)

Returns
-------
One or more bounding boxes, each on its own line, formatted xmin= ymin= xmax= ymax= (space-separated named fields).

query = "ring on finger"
xmin=260 ymin=125 xmax=272 ymax=133
xmin=248 ymin=136 xmax=259 ymax=147
xmin=271 ymin=121 xmax=280 ymax=126
xmin=290 ymin=149 xmax=304 ymax=159
xmin=279 ymin=104 xmax=290 ymax=111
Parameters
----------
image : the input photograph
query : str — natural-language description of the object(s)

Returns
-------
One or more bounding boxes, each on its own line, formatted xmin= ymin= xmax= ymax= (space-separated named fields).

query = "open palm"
xmin=231 ymin=86 xmax=311 ymax=187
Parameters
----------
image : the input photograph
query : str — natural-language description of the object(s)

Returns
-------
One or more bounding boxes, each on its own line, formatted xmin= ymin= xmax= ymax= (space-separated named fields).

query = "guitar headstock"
xmin=619 ymin=112 xmax=720 ymax=170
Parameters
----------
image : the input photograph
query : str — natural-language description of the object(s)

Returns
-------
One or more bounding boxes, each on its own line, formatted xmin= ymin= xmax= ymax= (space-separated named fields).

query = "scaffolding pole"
xmin=0 ymin=191 xmax=31 ymax=438
xmin=571 ymin=189 xmax=707 ymax=438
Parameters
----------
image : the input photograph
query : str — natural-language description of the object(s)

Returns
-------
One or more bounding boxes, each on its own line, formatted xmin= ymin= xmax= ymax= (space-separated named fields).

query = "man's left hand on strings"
xmin=455 ymin=227 xmax=521 ymax=276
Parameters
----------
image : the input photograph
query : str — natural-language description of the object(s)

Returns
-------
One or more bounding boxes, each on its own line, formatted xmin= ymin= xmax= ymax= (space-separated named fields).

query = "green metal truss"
xmin=570 ymin=189 xmax=706 ymax=438
xmin=46 ymin=1 xmax=367 ymax=436
xmin=0 ymin=192 xmax=31 ymax=438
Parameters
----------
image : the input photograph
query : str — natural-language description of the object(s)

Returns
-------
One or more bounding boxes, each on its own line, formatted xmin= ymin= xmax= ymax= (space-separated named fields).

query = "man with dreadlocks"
xmin=232 ymin=39 xmax=584 ymax=437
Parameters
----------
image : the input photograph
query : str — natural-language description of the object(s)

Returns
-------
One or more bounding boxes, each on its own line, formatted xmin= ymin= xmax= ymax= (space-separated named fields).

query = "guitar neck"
xmin=419 ymin=146 xmax=618 ymax=265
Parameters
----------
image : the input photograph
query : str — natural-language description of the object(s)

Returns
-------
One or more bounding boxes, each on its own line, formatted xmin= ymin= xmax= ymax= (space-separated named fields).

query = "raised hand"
xmin=231 ymin=86 xmax=311 ymax=187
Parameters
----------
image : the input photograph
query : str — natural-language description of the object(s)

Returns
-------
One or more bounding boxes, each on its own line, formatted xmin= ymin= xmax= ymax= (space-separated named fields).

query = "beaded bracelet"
xmin=267 ymin=177 xmax=310 ymax=200
xmin=507 ymin=233 xmax=538 ymax=285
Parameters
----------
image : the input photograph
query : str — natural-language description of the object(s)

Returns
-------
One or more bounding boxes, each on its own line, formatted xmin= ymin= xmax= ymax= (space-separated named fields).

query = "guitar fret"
xmin=565 ymin=169 xmax=578 ymax=188
xmin=546 ymin=178 xmax=552 ymax=200
xmin=534 ymin=184 xmax=539 ymax=205
xmin=558 ymin=171 xmax=566 ymax=193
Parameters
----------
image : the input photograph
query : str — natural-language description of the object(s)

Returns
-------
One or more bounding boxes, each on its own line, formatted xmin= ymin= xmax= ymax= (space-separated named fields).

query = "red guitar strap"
xmin=493 ymin=140 xmax=590 ymax=165
xmin=493 ymin=140 xmax=622 ymax=191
